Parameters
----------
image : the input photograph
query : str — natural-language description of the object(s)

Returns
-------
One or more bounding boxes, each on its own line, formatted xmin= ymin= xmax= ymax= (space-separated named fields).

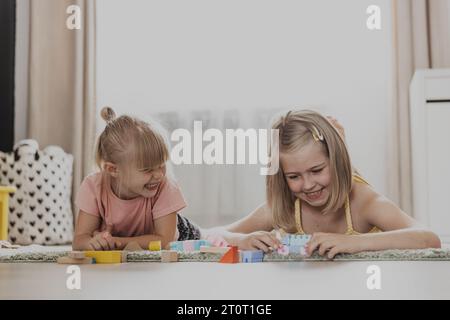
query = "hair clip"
xmin=311 ymin=126 xmax=324 ymax=142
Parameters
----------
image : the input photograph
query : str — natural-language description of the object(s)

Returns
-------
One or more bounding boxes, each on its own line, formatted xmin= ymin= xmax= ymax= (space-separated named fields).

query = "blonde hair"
xmin=266 ymin=109 xmax=352 ymax=232
xmin=95 ymin=107 xmax=170 ymax=195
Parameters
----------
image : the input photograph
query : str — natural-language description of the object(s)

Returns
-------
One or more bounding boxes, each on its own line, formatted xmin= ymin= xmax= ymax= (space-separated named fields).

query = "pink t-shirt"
xmin=75 ymin=172 xmax=187 ymax=237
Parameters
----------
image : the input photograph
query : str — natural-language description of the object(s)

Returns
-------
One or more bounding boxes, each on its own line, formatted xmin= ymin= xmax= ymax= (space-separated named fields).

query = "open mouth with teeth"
xmin=144 ymin=182 xmax=160 ymax=191
xmin=303 ymin=187 xmax=325 ymax=201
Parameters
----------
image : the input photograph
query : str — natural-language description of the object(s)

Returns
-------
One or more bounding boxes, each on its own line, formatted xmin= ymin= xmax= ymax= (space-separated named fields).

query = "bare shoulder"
xmin=348 ymin=181 xmax=383 ymax=228
xmin=350 ymin=181 xmax=379 ymax=211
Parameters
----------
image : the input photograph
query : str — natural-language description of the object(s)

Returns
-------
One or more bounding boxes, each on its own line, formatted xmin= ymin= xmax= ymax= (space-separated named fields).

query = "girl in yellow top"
xmin=206 ymin=110 xmax=441 ymax=259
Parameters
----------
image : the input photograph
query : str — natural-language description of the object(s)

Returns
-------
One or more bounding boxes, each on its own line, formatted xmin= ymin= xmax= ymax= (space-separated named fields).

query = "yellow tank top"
xmin=293 ymin=174 xmax=382 ymax=235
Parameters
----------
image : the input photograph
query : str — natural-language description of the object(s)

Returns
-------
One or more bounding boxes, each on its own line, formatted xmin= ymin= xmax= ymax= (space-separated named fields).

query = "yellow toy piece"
xmin=84 ymin=250 xmax=123 ymax=264
xmin=148 ymin=240 xmax=161 ymax=251
xmin=0 ymin=186 xmax=16 ymax=241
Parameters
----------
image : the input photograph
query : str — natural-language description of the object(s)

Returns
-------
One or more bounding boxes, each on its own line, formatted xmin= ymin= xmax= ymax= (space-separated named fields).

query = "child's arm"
xmin=111 ymin=212 xmax=178 ymax=250
xmin=357 ymin=194 xmax=441 ymax=251
xmin=307 ymin=189 xmax=441 ymax=258
xmin=72 ymin=211 xmax=122 ymax=251
xmin=203 ymin=203 xmax=281 ymax=252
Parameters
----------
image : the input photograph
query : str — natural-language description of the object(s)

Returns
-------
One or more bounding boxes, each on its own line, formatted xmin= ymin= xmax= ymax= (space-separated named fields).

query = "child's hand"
xmin=238 ymin=231 xmax=282 ymax=253
xmin=306 ymin=232 xmax=364 ymax=259
xmin=88 ymin=231 xmax=122 ymax=251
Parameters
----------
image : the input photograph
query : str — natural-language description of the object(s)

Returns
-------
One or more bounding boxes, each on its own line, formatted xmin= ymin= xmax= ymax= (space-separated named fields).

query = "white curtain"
xmin=27 ymin=0 xmax=97 ymax=219
xmin=389 ymin=0 xmax=450 ymax=216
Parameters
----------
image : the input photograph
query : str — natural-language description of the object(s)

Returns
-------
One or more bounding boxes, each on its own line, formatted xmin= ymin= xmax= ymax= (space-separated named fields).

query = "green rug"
xmin=1 ymin=246 xmax=450 ymax=263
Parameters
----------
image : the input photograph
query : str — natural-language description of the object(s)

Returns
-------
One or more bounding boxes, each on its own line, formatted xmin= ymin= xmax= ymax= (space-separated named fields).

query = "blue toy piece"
xmin=241 ymin=250 xmax=264 ymax=263
xmin=169 ymin=241 xmax=184 ymax=252
xmin=290 ymin=234 xmax=311 ymax=246
xmin=170 ymin=239 xmax=212 ymax=252
xmin=289 ymin=245 xmax=302 ymax=254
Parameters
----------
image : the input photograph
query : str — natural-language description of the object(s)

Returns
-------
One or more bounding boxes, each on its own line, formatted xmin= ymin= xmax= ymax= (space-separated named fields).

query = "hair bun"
xmin=100 ymin=106 xmax=116 ymax=123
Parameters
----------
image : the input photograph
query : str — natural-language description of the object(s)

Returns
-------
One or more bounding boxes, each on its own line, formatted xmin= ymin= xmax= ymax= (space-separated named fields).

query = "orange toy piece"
xmin=219 ymin=246 xmax=239 ymax=264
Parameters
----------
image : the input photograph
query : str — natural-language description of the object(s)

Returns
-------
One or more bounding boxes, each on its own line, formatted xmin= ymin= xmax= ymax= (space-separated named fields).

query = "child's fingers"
xmin=318 ymin=241 xmax=334 ymax=256
xmin=327 ymin=246 xmax=340 ymax=259
xmin=251 ymin=238 xmax=270 ymax=253
xmin=103 ymin=234 xmax=116 ymax=250
xmin=97 ymin=238 xmax=112 ymax=250
xmin=306 ymin=239 xmax=320 ymax=256
xmin=89 ymin=239 xmax=101 ymax=251
xmin=260 ymin=234 xmax=280 ymax=250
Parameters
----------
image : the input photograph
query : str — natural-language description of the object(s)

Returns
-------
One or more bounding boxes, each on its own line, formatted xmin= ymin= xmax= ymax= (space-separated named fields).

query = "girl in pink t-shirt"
xmin=73 ymin=107 xmax=201 ymax=251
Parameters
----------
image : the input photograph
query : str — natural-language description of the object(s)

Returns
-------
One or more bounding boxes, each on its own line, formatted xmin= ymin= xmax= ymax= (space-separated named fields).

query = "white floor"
xmin=1 ymin=261 xmax=450 ymax=299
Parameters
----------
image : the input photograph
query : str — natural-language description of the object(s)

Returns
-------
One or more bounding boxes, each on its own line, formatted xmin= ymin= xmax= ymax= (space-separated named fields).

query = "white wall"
xmin=96 ymin=0 xmax=394 ymax=223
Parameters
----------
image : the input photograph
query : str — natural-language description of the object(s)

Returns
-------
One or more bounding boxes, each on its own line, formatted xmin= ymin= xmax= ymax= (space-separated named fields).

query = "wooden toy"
xmin=288 ymin=245 xmax=302 ymax=254
xmin=84 ymin=250 xmax=122 ymax=264
xmin=277 ymin=245 xmax=289 ymax=255
xmin=0 ymin=240 xmax=20 ymax=249
xmin=241 ymin=250 xmax=264 ymax=263
xmin=183 ymin=240 xmax=195 ymax=252
xmin=169 ymin=241 xmax=184 ymax=251
xmin=57 ymin=256 xmax=95 ymax=264
xmin=124 ymin=241 xmax=143 ymax=251
xmin=121 ymin=250 xmax=128 ymax=263
xmin=279 ymin=233 xmax=310 ymax=256
xmin=161 ymin=250 xmax=178 ymax=263
xmin=169 ymin=240 xmax=212 ymax=252
xmin=149 ymin=240 xmax=162 ymax=251
xmin=219 ymin=246 xmax=239 ymax=263
xmin=68 ymin=251 xmax=86 ymax=259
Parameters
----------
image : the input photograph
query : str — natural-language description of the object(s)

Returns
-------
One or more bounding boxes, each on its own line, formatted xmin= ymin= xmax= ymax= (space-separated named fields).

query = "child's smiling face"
xmin=281 ymin=141 xmax=331 ymax=209
xmin=109 ymin=163 xmax=167 ymax=199
xmin=130 ymin=163 xmax=167 ymax=198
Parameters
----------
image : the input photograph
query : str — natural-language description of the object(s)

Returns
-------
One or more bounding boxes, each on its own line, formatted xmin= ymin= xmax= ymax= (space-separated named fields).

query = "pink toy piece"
xmin=277 ymin=245 xmax=289 ymax=255
xmin=300 ymin=246 xmax=307 ymax=256
xmin=183 ymin=240 xmax=195 ymax=252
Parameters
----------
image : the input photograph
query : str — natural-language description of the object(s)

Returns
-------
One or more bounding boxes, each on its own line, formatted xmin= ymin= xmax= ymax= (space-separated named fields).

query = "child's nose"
xmin=152 ymin=169 xmax=164 ymax=180
xmin=303 ymin=175 xmax=315 ymax=190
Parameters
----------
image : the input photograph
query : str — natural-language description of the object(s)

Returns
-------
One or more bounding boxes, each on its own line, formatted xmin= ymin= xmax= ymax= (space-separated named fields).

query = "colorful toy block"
xmin=84 ymin=250 xmax=122 ymax=264
xmin=161 ymin=250 xmax=178 ymax=263
xmin=183 ymin=240 xmax=195 ymax=252
xmin=195 ymin=239 xmax=211 ymax=250
xmin=279 ymin=233 xmax=310 ymax=256
xmin=123 ymin=241 xmax=143 ymax=251
xmin=199 ymin=240 xmax=209 ymax=246
xmin=121 ymin=250 xmax=129 ymax=263
xmin=169 ymin=241 xmax=184 ymax=252
xmin=149 ymin=240 xmax=162 ymax=251
xmin=68 ymin=251 xmax=86 ymax=259
xmin=169 ymin=240 xmax=212 ymax=252
xmin=219 ymin=246 xmax=239 ymax=264
xmin=241 ymin=250 xmax=264 ymax=263
xmin=288 ymin=245 xmax=303 ymax=254
xmin=281 ymin=235 xmax=290 ymax=246
xmin=277 ymin=245 xmax=289 ymax=255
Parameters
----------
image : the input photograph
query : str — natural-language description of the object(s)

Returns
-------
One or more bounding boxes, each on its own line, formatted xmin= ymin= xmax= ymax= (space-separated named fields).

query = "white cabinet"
xmin=410 ymin=69 xmax=450 ymax=244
